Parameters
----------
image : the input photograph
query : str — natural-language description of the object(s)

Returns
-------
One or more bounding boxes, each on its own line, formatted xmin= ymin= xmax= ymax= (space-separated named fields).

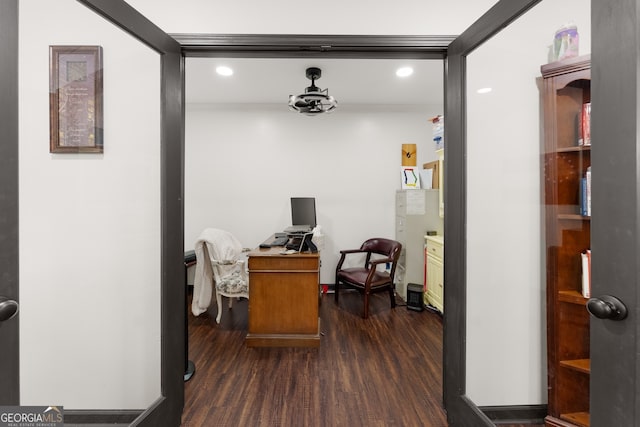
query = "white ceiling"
xmin=124 ymin=0 xmax=498 ymax=38
xmin=124 ymin=0 xmax=497 ymax=110
xmin=185 ymin=57 xmax=444 ymax=107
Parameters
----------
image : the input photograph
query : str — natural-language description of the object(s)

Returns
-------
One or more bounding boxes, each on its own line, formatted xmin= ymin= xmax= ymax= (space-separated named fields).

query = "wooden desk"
xmin=246 ymin=245 xmax=320 ymax=347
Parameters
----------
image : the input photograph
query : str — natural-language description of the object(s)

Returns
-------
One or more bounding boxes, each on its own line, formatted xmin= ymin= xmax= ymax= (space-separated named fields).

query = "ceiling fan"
xmin=288 ymin=67 xmax=338 ymax=116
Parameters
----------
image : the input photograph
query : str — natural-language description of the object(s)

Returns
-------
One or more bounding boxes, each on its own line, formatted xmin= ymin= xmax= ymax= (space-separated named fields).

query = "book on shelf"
xmin=585 ymin=166 xmax=591 ymax=216
xmin=579 ymin=177 xmax=587 ymax=216
xmin=579 ymin=167 xmax=591 ymax=216
xmin=581 ymin=249 xmax=591 ymax=298
xmin=578 ymin=102 xmax=591 ymax=146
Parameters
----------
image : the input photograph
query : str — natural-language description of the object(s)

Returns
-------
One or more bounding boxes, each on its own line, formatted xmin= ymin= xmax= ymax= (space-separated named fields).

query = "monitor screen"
xmin=291 ymin=197 xmax=317 ymax=228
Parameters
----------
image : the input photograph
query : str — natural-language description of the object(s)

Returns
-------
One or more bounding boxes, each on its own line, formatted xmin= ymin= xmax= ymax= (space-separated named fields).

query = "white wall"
xmin=19 ymin=0 xmax=161 ymax=409
xmin=185 ymin=104 xmax=442 ymax=284
xmin=125 ymin=0 xmax=498 ymax=35
xmin=465 ymin=0 xmax=590 ymax=406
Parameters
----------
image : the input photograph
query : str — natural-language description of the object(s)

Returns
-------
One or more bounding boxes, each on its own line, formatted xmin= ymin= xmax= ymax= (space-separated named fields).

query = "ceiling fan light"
xmin=288 ymin=67 xmax=338 ymax=115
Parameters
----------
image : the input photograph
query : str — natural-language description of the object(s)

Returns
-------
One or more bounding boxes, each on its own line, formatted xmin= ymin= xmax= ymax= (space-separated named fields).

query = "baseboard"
xmin=425 ymin=303 xmax=442 ymax=315
xmin=479 ymin=404 xmax=547 ymax=424
xmin=63 ymin=409 xmax=142 ymax=426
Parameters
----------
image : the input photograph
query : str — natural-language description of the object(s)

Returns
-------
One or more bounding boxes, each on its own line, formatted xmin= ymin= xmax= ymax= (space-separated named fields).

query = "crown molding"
xmin=171 ymin=34 xmax=455 ymax=59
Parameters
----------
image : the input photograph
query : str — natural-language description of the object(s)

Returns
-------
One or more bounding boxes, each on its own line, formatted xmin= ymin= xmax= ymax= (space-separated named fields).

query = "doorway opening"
xmin=179 ymin=34 xmax=450 ymax=425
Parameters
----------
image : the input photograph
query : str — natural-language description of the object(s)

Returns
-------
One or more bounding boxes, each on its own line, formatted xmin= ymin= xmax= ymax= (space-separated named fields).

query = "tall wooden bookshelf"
xmin=541 ymin=55 xmax=591 ymax=427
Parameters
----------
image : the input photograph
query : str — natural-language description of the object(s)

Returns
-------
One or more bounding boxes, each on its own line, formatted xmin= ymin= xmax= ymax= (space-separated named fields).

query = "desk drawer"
xmin=249 ymin=255 xmax=319 ymax=272
xmin=426 ymin=240 xmax=443 ymax=259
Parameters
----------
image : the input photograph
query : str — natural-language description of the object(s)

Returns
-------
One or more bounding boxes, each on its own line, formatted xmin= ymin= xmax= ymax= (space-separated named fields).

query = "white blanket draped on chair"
xmin=191 ymin=228 xmax=249 ymax=322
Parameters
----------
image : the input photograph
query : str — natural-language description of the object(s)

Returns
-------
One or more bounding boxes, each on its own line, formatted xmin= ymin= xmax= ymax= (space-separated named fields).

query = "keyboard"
xmin=269 ymin=236 xmax=290 ymax=247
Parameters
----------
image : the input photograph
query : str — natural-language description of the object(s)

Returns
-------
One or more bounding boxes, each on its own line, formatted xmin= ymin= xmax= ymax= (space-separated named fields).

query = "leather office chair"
xmin=192 ymin=228 xmax=249 ymax=323
xmin=334 ymin=238 xmax=402 ymax=319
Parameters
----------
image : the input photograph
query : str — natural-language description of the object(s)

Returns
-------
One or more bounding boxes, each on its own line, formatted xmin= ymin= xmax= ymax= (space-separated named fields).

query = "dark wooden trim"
xmin=63 ymin=409 xmax=142 ymax=425
xmin=447 ymin=0 xmax=541 ymax=56
xmin=76 ymin=1 xmax=185 ymax=425
xmin=77 ymin=0 xmax=180 ymax=54
xmin=173 ymin=34 xmax=452 ymax=59
xmin=131 ymin=396 xmax=169 ymax=427
xmin=442 ymin=47 xmax=467 ymax=422
xmin=446 ymin=394 xmax=494 ymax=426
xmin=443 ymin=50 xmax=465 ymax=412
xmin=443 ymin=0 xmax=542 ymax=425
xmin=479 ymin=404 xmax=547 ymax=424
xmin=0 ymin=0 xmax=19 ymax=406
xmin=540 ymin=54 xmax=590 ymax=78
xmin=590 ymin=0 xmax=640 ymax=425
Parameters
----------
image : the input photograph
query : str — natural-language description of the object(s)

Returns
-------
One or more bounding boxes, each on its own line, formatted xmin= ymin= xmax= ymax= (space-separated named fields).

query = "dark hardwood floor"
xmin=182 ymin=290 xmax=543 ymax=427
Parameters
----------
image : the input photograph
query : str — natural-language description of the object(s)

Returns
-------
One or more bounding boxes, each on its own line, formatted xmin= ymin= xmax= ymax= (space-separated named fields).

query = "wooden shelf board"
xmin=556 ymin=146 xmax=591 ymax=153
xmin=557 ymin=214 xmax=591 ymax=221
xmin=558 ymin=290 xmax=588 ymax=305
xmin=560 ymin=411 xmax=589 ymax=427
xmin=559 ymin=358 xmax=590 ymax=374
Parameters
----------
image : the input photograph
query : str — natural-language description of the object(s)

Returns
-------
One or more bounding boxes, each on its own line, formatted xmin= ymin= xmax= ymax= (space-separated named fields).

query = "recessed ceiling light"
xmin=216 ymin=66 xmax=233 ymax=76
xmin=396 ymin=67 xmax=414 ymax=78
xmin=477 ymin=87 xmax=492 ymax=94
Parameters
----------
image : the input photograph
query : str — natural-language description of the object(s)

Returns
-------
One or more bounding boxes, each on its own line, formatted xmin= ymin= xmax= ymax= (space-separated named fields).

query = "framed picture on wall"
xmin=49 ymin=45 xmax=103 ymax=153
xmin=401 ymin=166 xmax=421 ymax=189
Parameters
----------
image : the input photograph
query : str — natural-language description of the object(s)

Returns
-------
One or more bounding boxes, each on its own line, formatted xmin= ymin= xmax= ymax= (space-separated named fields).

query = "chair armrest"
xmin=339 ymin=248 xmax=367 ymax=255
xmin=211 ymin=259 xmax=248 ymax=270
xmin=369 ymin=257 xmax=394 ymax=266
xmin=212 ymin=259 xmax=248 ymax=280
xmin=336 ymin=249 xmax=370 ymax=270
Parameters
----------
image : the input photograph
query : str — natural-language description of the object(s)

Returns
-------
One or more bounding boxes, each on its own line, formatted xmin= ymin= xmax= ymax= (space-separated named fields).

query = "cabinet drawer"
xmin=249 ymin=255 xmax=319 ymax=271
xmin=426 ymin=240 xmax=443 ymax=259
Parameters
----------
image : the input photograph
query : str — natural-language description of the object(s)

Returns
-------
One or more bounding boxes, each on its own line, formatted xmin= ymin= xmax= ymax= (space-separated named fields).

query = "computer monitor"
xmin=291 ymin=197 xmax=317 ymax=228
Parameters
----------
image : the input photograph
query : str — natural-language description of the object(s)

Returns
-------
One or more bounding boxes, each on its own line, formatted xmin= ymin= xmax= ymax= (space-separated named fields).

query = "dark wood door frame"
xmin=444 ymin=2 xmax=544 ymax=424
xmin=0 ymin=0 xmax=19 ymax=407
xmin=590 ymin=1 xmax=640 ymax=425
xmin=77 ymin=1 xmax=186 ymax=426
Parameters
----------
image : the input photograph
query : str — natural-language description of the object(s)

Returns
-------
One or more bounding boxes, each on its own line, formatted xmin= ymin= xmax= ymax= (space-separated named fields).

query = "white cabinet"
xmin=395 ymin=189 xmax=442 ymax=300
xmin=424 ymin=235 xmax=444 ymax=313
